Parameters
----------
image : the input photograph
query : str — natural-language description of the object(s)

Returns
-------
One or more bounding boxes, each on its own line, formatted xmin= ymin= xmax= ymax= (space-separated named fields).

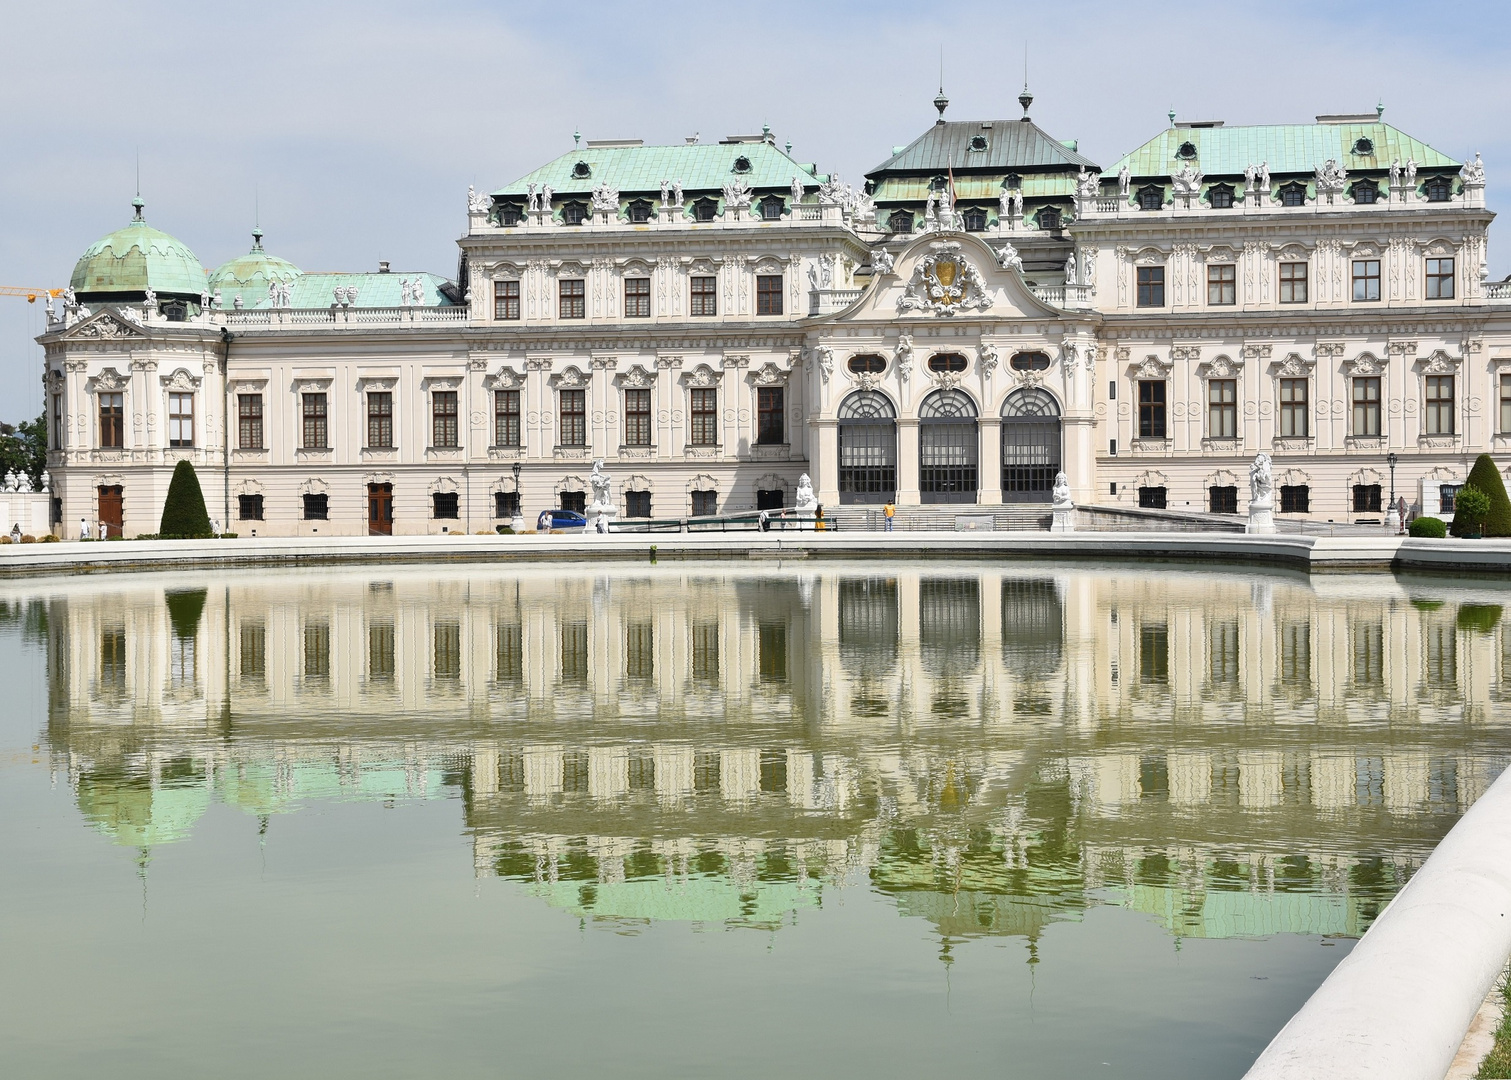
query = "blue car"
xmin=537 ymin=509 xmax=587 ymax=531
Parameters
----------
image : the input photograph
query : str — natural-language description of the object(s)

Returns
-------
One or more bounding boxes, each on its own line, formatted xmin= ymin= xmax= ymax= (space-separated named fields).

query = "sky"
xmin=1 ymin=0 xmax=1507 ymax=422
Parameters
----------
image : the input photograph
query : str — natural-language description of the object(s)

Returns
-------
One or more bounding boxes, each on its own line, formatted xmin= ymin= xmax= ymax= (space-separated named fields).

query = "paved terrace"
xmin=0 ymin=532 xmax=1507 ymax=578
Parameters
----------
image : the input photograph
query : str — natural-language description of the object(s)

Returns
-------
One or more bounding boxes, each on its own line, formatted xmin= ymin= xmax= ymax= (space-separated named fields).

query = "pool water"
xmin=1 ymin=563 xmax=1507 ymax=1079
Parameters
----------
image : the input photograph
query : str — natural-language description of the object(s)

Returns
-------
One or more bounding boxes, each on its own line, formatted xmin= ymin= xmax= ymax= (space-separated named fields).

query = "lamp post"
xmin=1386 ymin=452 xmax=1399 ymax=533
xmin=510 ymin=460 xmax=524 ymax=533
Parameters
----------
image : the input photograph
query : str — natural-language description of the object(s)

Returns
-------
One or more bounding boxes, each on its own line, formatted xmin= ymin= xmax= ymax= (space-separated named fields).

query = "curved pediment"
xmin=821 ymin=232 xmax=1068 ymax=324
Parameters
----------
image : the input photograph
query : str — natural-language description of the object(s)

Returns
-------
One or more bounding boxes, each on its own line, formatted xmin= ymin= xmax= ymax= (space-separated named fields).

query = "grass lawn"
xmin=1480 ymin=977 xmax=1511 ymax=1079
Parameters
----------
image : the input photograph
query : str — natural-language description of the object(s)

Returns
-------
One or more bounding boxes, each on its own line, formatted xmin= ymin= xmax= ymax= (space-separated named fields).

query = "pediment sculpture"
xmin=898 ymin=243 xmax=993 ymax=317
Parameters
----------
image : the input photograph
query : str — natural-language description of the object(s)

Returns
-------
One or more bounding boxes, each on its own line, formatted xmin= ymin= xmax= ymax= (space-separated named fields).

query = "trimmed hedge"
xmin=1409 ymin=516 xmax=1447 ymax=538
xmin=159 ymin=460 xmax=212 ymax=538
xmin=1454 ymin=454 xmax=1511 ymax=537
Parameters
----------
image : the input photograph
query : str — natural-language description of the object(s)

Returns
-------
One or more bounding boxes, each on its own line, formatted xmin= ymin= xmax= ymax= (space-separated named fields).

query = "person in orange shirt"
xmin=883 ymin=502 xmax=895 ymax=531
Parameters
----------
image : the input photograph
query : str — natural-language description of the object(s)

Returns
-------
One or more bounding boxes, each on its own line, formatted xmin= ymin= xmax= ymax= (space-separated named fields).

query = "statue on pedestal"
xmin=794 ymin=474 xmax=818 ymax=512
xmin=1247 ymin=452 xmax=1276 ymax=534
xmin=1050 ymin=471 xmax=1076 ymax=532
xmin=585 ymin=459 xmax=617 ymax=536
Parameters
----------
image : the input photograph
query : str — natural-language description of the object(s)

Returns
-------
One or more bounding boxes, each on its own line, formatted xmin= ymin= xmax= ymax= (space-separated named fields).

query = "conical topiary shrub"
xmin=1456 ymin=454 xmax=1511 ymax=537
xmin=159 ymin=459 xmax=212 ymax=538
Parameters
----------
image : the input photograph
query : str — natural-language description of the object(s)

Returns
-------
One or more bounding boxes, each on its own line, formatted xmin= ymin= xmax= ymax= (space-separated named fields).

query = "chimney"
xmin=378 ymin=261 xmax=391 ymax=273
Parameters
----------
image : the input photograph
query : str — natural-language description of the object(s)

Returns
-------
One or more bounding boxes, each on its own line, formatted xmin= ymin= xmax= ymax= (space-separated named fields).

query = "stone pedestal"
xmin=585 ymin=504 xmax=617 ymax=535
xmin=1051 ymin=504 xmax=1076 ymax=532
xmin=1247 ymin=499 xmax=1276 ymax=535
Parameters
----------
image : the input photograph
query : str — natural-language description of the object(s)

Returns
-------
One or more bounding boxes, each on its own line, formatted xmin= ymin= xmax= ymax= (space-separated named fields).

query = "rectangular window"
xmin=99 ymin=392 xmax=124 ymax=448
xmin=1279 ymin=262 xmax=1308 ymax=303
xmin=689 ymin=388 xmax=718 ymax=446
xmin=238 ymin=394 xmax=263 ymax=450
xmin=1279 ymin=378 xmax=1309 ymax=438
xmin=1440 ymin=484 xmax=1461 ymax=514
xmin=1138 ymin=486 xmax=1167 ymax=509
xmin=432 ymin=390 xmax=458 ymax=448
xmin=558 ymin=279 xmax=585 ymax=319
xmin=238 ymin=493 xmax=264 ymax=520
xmin=301 ymin=392 xmax=328 ymax=449
xmin=493 ymin=280 xmax=520 ymax=320
xmin=690 ymin=276 xmax=717 ymax=317
xmin=1138 ymin=380 xmax=1166 ymax=438
xmin=432 ymin=492 xmax=459 ymax=519
xmin=1501 ymin=374 xmax=1511 ymax=434
xmin=302 ymin=493 xmax=328 ymax=520
xmin=494 ymin=491 xmax=519 ymax=519
xmin=1208 ymin=379 xmax=1238 ymax=438
xmin=367 ymin=392 xmax=393 ymax=448
xmin=1352 ymin=377 xmax=1381 ymax=436
xmin=559 ymin=388 xmax=586 ymax=447
xmin=1136 ymin=266 xmax=1165 ymax=307
xmin=51 ymin=393 xmax=61 ymax=449
xmin=1352 ymin=259 xmax=1381 ymax=302
xmin=1280 ymin=485 xmax=1310 ymax=513
xmin=494 ymin=389 xmax=520 ymax=447
xmin=692 ymin=490 xmax=718 ymax=516
xmin=1207 ymin=263 xmax=1236 ymax=305
xmin=1353 ymin=484 xmax=1382 ymax=512
xmin=623 ymin=388 xmax=651 ymax=446
xmin=168 ymin=392 xmax=194 ymax=447
xmin=624 ymin=277 xmax=651 ymax=318
xmin=757 ymin=387 xmax=785 ymax=444
xmin=1426 ymin=257 xmax=1455 ymax=300
xmin=625 ymin=490 xmax=651 ymax=518
xmin=756 ymin=274 xmax=783 ymax=316
xmin=1425 ymin=374 xmax=1455 ymax=435
xmin=1209 ymin=486 xmax=1238 ymax=514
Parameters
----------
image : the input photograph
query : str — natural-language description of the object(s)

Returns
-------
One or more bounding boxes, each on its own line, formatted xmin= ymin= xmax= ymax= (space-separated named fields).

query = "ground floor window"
xmin=432 ymin=492 xmax=459 ymax=519
xmin=1280 ymin=485 xmax=1310 ymax=513
xmin=238 ymin=494 xmax=264 ymax=521
xmin=494 ymin=491 xmax=520 ymax=518
xmin=1139 ymin=486 xmax=1167 ymax=509
xmin=560 ymin=490 xmax=586 ymax=514
xmin=1353 ymin=484 xmax=1382 ymax=513
xmin=1209 ymin=486 xmax=1237 ymax=514
xmin=692 ymin=490 xmax=717 ymax=516
xmin=625 ymin=491 xmax=651 ymax=518
xmin=1439 ymin=484 xmax=1461 ymax=514
xmin=756 ymin=489 xmax=785 ymax=511
xmin=303 ymin=493 xmax=328 ymax=520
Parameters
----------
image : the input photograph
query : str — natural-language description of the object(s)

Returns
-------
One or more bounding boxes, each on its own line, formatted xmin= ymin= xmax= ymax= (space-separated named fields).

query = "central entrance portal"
xmin=919 ymin=389 xmax=979 ymax=504
xmin=1001 ymin=388 xmax=1062 ymax=503
xmin=837 ymin=391 xmax=897 ymax=505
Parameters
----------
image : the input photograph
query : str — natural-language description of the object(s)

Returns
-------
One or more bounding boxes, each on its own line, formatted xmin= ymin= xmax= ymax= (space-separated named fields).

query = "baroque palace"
xmin=40 ymin=91 xmax=1509 ymax=535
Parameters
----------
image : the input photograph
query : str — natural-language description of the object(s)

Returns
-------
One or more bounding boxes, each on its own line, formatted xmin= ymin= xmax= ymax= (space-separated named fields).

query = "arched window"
xmin=1208 ymin=184 xmax=1235 ymax=209
xmin=926 ymin=353 xmax=967 ymax=374
xmin=837 ymin=391 xmax=897 ymax=504
xmin=759 ymin=195 xmax=784 ymax=220
xmin=919 ymin=389 xmax=979 ymax=503
xmin=848 ymin=354 xmax=885 ymax=375
xmin=889 ymin=209 xmax=914 ymax=234
xmin=627 ymin=199 xmax=654 ymax=223
xmin=961 ymin=206 xmax=988 ymax=231
xmin=1351 ymin=181 xmax=1379 ymax=205
xmin=1424 ymin=176 xmax=1453 ymax=202
xmin=1000 ymin=388 xmax=1061 ymax=503
xmin=693 ymin=198 xmax=718 ymax=222
xmin=1137 ymin=185 xmax=1163 ymax=211
xmin=1279 ymin=182 xmax=1307 ymax=207
xmin=561 ymin=201 xmax=587 ymax=225
xmin=1037 ymin=206 xmax=1062 ymax=231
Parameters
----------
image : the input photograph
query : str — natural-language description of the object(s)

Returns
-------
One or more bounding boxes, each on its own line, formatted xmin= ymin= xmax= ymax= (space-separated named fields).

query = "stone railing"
xmin=1031 ymin=283 xmax=1095 ymax=310
xmin=223 ymin=306 xmax=470 ymax=329
xmin=1482 ymin=280 xmax=1511 ymax=300
xmin=808 ymin=288 xmax=863 ymax=315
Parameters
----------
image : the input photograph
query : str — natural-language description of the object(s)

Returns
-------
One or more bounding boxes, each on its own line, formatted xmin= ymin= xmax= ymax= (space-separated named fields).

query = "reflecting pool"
xmin=2 ymin=563 xmax=1509 ymax=1079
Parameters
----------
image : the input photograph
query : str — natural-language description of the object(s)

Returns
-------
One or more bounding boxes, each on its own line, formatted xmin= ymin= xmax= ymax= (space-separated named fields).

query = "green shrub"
xmin=1457 ymin=604 xmax=1504 ymax=634
xmin=1450 ymin=486 xmax=1491 ymax=536
xmin=41 ymin=534 xmax=59 ymax=543
xmin=217 ymin=532 xmax=237 ymax=539
xmin=1460 ymin=453 xmax=1511 ymax=537
xmin=496 ymin=525 xmax=515 ymax=535
xmin=1409 ymin=516 xmax=1447 ymax=538
xmin=158 ymin=460 xmax=212 ymax=538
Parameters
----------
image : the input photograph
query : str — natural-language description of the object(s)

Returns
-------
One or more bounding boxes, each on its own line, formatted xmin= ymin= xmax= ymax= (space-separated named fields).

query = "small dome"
xmin=70 ymin=198 xmax=207 ymax=299
xmin=207 ymin=227 xmax=302 ymax=304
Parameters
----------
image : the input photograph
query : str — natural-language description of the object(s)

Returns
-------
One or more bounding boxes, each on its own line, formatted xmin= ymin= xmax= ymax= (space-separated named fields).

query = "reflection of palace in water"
xmin=22 ymin=566 xmax=1511 ymax=949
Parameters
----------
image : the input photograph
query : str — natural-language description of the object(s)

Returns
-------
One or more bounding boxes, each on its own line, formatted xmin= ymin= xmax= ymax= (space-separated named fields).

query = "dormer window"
xmin=562 ymin=201 xmax=587 ymax=225
xmin=1353 ymin=137 xmax=1375 ymax=156
xmin=969 ymin=135 xmax=988 ymax=152
xmin=1037 ymin=206 xmax=1062 ymax=231
xmin=1424 ymin=176 xmax=1453 ymax=202
xmin=498 ymin=202 xmax=523 ymax=226
xmin=162 ymin=299 xmax=187 ymax=322
xmin=1208 ymin=184 xmax=1235 ymax=209
xmin=1137 ymin=185 xmax=1163 ymax=211
xmin=759 ymin=194 xmax=784 ymax=221
xmin=930 ymin=175 xmax=948 ymax=192
xmin=888 ymin=209 xmax=914 ymax=234
xmin=1351 ymin=180 xmax=1379 ymax=205
xmin=1177 ymin=141 xmax=1198 ymax=159
xmin=627 ymin=199 xmax=653 ymax=223
xmin=572 ymin=161 xmax=591 ymax=179
xmin=1004 ymin=173 xmax=1021 ymax=189
xmin=1279 ymin=182 xmax=1307 ymax=207
xmin=961 ymin=206 xmax=988 ymax=231
xmin=733 ymin=155 xmax=752 ymax=173
xmin=693 ymin=197 xmax=718 ymax=222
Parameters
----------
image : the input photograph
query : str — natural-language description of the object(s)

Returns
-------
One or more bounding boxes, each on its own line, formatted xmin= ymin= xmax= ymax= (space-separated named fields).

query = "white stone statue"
xmin=540 ymin=185 xmax=554 ymax=212
xmin=816 ymin=346 xmax=833 ymax=383
xmin=924 ymin=189 xmax=938 ymax=223
xmin=1081 ymin=250 xmax=1094 ymax=286
xmin=63 ymin=286 xmax=77 ymax=310
xmin=44 ymin=294 xmax=56 ymax=321
xmin=1011 ymin=189 xmax=1023 ymax=218
xmin=794 ymin=474 xmax=818 ymax=512
xmin=671 ymin=181 xmax=683 ymax=208
xmin=872 ymin=248 xmax=895 ymax=275
xmin=997 ymin=242 xmax=1023 ymax=271
xmin=1315 ymin=159 xmax=1348 ymax=196
xmin=1405 ymin=159 xmax=1418 ymax=186
xmin=819 ymin=253 xmax=834 ymax=289
xmin=591 ymin=181 xmax=620 ymax=214
xmin=1259 ymin=161 xmax=1270 ymax=193
xmin=999 ymin=187 xmax=1013 ymax=218
xmin=121 ymin=306 xmax=143 ymax=326
xmin=584 ymin=459 xmax=618 ymax=535
xmin=1463 ymin=152 xmax=1486 ymax=185
xmin=1243 ymin=163 xmax=1257 ymax=191
xmin=233 ymin=293 xmax=245 ymax=309
xmin=850 ymin=190 xmax=877 ymax=225
xmin=1050 ymin=471 xmax=1075 ymax=532
xmin=399 ymin=279 xmax=412 ymax=306
xmin=977 ymin=342 xmax=999 ymax=375
xmin=791 ymin=176 xmax=804 ymax=205
xmin=1171 ymin=164 xmax=1203 ymax=197
xmin=819 ymin=175 xmax=848 ymax=204
xmin=659 ymin=180 xmax=669 ymax=207
xmin=410 ymin=278 xmax=424 ymax=306
xmin=895 ymin=334 xmax=914 ymax=381
xmin=1052 ymin=471 xmax=1071 ymax=508
xmin=721 ymin=178 xmax=752 ymax=211
xmin=467 ymin=185 xmax=490 ymax=214
xmin=270 ymin=280 xmax=283 ymax=307
xmin=526 ymin=183 xmax=539 ymax=212
xmin=1118 ymin=165 xmax=1131 ymax=198
xmin=143 ymin=285 xmax=157 ymax=313
xmin=1064 ymin=255 xmax=1078 ymax=282
xmin=211 ymin=289 xmax=222 ymax=310
xmin=1076 ymin=168 xmax=1100 ymax=200
xmin=1247 ymin=452 xmax=1276 ymax=535
xmin=807 ymin=263 xmax=819 ymax=290
xmin=1390 ymin=160 xmax=1402 ymax=187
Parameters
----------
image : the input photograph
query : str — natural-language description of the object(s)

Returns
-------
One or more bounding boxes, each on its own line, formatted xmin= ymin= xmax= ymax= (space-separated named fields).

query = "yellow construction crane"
xmin=0 ymin=286 xmax=63 ymax=303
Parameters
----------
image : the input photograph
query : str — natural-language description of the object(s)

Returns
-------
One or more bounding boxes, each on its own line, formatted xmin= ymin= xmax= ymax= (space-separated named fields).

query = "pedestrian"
xmin=538 ymin=510 xmax=551 ymax=533
xmin=79 ymin=516 xmax=88 ymax=541
xmin=758 ymin=509 xmax=769 ymax=533
xmin=9 ymin=523 xmax=20 ymax=543
xmin=883 ymin=501 xmax=895 ymax=531
xmin=97 ymin=520 xmax=106 ymax=540
xmin=815 ymin=505 xmax=825 ymax=531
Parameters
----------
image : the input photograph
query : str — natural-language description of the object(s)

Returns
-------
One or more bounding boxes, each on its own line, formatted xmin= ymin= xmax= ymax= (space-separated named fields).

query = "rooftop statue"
xmin=997 ymin=243 xmax=1023 ymax=271
xmin=1463 ymin=152 xmax=1485 ymax=185
xmin=467 ymin=185 xmax=490 ymax=214
xmin=790 ymin=175 xmax=804 ymax=205
xmin=872 ymin=248 xmax=895 ymax=275
xmin=1117 ymin=164 xmax=1130 ymax=198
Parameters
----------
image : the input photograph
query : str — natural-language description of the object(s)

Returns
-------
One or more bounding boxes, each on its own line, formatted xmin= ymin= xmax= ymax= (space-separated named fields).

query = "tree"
xmin=1451 ymin=486 xmax=1490 ymax=536
xmin=159 ymin=460 xmax=213 ymax=538
xmin=0 ymin=413 xmax=47 ymax=490
xmin=1451 ymin=453 xmax=1511 ymax=538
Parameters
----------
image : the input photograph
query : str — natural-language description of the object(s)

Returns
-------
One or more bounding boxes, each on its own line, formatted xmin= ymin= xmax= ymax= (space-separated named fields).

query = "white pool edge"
xmin=1243 ymin=764 xmax=1511 ymax=1080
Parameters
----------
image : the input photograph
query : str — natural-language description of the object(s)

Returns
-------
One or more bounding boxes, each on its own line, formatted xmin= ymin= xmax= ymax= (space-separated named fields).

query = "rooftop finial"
xmin=131 ymin=195 xmax=144 ymax=221
xmin=1018 ymin=83 xmax=1033 ymax=122
xmin=132 ymin=148 xmax=143 ymax=220
xmin=1376 ymin=99 xmax=1385 ymax=119
xmin=1168 ymin=106 xmax=1176 ymax=127
xmin=251 ymin=226 xmax=264 ymax=250
xmin=934 ymin=46 xmax=948 ymax=122
xmin=573 ymin=127 xmax=581 ymax=149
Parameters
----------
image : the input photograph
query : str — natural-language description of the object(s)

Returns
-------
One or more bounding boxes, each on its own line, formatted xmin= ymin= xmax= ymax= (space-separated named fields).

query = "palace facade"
xmin=39 ymin=95 xmax=1511 ymax=535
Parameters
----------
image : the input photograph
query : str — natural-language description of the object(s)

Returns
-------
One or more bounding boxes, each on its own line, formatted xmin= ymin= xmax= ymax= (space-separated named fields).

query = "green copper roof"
xmin=71 ymin=199 xmax=208 ymax=298
xmin=1112 ymin=121 xmax=1461 ymax=179
xmin=207 ymin=228 xmax=302 ymax=298
xmin=867 ymin=118 xmax=1100 ymax=178
xmin=494 ymin=139 xmax=825 ymax=198
xmin=872 ymin=173 xmax=1076 ymax=206
xmin=215 ymin=271 xmax=456 ymax=309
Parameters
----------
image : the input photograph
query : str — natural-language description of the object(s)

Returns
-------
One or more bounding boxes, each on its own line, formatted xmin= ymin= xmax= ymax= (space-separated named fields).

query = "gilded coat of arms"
xmin=898 ymin=242 xmax=994 ymax=316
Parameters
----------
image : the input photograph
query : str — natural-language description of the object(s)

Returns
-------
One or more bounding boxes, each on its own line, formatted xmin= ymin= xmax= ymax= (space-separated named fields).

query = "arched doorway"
xmin=1001 ymin=388 xmax=1061 ymax=502
xmin=919 ymin=388 xmax=979 ymax=504
xmin=837 ymin=391 xmax=897 ymax=504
